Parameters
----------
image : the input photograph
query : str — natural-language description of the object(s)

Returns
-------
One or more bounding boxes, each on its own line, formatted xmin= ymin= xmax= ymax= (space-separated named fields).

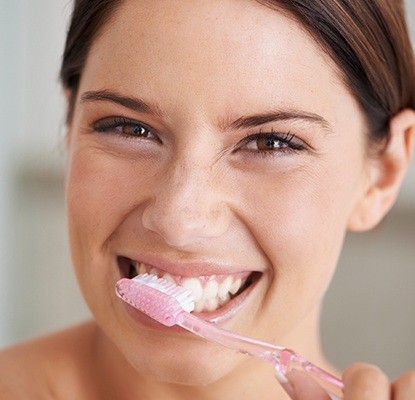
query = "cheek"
xmin=65 ymin=144 xmax=153 ymax=271
xmin=242 ymin=159 xmax=364 ymax=321
xmin=246 ymin=165 xmax=356 ymax=249
xmin=65 ymin=144 xmax=161 ymax=330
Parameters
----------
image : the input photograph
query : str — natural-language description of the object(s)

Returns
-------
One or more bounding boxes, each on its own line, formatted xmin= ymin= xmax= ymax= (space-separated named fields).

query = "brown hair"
xmin=257 ymin=0 xmax=415 ymax=142
xmin=61 ymin=0 xmax=122 ymax=121
xmin=60 ymin=0 xmax=415 ymax=142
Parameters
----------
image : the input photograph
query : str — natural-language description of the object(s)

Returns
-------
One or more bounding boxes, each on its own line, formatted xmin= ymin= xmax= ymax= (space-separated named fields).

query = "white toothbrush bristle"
xmin=133 ymin=273 xmax=195 ymax=311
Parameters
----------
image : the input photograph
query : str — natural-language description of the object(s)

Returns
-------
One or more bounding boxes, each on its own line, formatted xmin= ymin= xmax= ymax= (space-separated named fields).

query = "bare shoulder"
xmin=0 ymin=321 xmax=97 ymax=399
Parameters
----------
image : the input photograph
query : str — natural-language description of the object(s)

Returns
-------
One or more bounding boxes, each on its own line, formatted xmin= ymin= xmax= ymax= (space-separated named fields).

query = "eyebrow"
xmin=222 ymin=110 xmax=333 ymax=134
xmin=81 ymin=89 xmax=333 ymax=134
xmin=81 ymin=90 xmax=166 ymax=119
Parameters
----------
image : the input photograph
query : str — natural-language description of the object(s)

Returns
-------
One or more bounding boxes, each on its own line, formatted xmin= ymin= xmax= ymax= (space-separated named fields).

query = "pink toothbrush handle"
xmin=178 ymin=312 xmax=343 ymax=398
xmin=277 ymin=349 xmax=343 ymax=398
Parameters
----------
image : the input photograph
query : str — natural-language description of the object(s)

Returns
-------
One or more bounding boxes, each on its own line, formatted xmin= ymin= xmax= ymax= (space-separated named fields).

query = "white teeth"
xmin=202 ymin=280 xmax=219 ymax=301
xmin=130 ymin=260 xmax=253 ymax=313
xmin=229 ymin=278 xmax=242 ymax=295
xmin=194 ymin=299 xmax=205 ymax=312
xmin=218 ymin=293 xmax=230 ymax=306
xmin=138 ymin=263 xmax=147 ymax=275
xmin=218 ymin=276 xmax=233 ymax=297
xmin=206 ymin=298 xmax=219 ymax=312
xmin=181 ymin=278 xmax=203 ymax=302
xmin=162 ymin=272 xmax=176 ymax=284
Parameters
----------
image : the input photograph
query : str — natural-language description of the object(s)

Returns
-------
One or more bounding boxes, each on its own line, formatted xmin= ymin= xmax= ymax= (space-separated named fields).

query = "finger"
xmin=342 ymin=362 xmax=390 ymax=400
xmin=391 ymin=370 xmax=415 ymax=400
xmin=276 ymin=369 xmax=332 ymax=400
xmin=289 ymin=370 xmax=334 ymax=400
xmin=275 ymin=370 xmax=297 ymax=399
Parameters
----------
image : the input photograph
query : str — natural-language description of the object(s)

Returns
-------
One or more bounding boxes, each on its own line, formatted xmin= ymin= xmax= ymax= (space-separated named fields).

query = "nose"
xmin=141 ymin=161 xmax=232 ymax=247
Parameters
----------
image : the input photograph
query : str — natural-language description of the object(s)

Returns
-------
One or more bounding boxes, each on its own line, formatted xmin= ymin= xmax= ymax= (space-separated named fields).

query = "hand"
xmin=276 ymin=362 xmax=415 ymax=399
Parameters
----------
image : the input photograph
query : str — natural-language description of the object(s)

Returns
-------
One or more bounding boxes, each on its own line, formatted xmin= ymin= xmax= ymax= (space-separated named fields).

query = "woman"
xmin=1 ymin=0 xmax=414 ymax=398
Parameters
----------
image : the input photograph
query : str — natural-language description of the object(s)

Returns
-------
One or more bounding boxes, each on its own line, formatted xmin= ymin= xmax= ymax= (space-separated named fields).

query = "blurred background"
xmin=0 ymin=0 xmax=414 ymax=380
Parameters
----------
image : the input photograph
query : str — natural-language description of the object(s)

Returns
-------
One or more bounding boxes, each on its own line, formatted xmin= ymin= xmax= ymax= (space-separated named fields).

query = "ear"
xmin=62 ymin=88 xmax=73 ymax=148
xmin=347 ymin=109 xmax=415 ymax=232
xmin=63 ymin=88 xmax=71 ymax=102
xmin=62 ymin=87 xmax=75 ymax=120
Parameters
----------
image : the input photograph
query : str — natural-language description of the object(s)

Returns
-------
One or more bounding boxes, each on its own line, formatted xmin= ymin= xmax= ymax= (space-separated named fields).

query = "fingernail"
xmin=275 ymin=371 xmax=289 ymax=384
xmin=275 ymin=370 xmax=296 ymax=399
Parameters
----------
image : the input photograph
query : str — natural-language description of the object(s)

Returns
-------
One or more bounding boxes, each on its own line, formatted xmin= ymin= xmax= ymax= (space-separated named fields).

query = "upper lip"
xmin=119 ymin=251 xmax=262 ymax=277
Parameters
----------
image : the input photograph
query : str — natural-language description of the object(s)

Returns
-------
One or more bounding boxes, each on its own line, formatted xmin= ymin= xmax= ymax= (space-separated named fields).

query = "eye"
xmin=92 ymin=116 xmax=161 ymax=143
xmin=238 ymin=131 xmax=305 ymax=155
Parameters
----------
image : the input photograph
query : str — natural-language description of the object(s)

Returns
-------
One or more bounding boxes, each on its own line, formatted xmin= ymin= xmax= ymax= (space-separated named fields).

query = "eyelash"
xmin=92 ymin=117 xmax=306 ymax=156
xmin=237 ymin=129 xmax=305 ymax=156
xmin=92 ymin=116 xmax=161 ymax=143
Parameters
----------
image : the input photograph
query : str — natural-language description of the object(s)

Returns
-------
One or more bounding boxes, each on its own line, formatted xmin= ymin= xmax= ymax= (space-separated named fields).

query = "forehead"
xmin=79 ymin=0 xmax=359 ymax=129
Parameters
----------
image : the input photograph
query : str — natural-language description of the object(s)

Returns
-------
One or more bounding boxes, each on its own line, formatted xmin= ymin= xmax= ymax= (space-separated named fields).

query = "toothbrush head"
xmin=115 ymin=274 xmax=195 ymax=326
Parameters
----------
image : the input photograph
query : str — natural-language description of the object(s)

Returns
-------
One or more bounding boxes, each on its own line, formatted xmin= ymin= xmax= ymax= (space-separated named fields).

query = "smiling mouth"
xmin=117 ymin=256 xmax=259 ymax=313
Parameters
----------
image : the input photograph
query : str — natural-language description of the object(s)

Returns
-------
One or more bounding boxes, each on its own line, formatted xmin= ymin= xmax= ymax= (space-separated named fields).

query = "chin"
xmin=151 ymin=363 xmax=236 ymax=386
xmin=123 ymin=336 xmax=246 ymax=386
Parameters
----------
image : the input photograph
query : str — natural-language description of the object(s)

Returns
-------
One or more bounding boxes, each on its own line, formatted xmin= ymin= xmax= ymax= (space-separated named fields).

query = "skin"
xmin=0 ymin=1 xmax=414 ymax=399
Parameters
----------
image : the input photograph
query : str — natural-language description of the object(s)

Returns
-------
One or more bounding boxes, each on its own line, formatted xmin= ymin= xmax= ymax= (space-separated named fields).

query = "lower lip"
xmin=118 ymin=273 xmax=260 ymax=332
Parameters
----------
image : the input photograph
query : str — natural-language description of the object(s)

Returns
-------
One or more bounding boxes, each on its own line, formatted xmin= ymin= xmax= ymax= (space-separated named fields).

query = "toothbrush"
xmin=115 ymin=274 xmax=344 ymax=399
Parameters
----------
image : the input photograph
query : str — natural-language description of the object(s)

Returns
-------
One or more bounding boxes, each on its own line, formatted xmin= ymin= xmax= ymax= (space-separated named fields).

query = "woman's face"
xmin=66 ymin=0 xmax=369 ymax=385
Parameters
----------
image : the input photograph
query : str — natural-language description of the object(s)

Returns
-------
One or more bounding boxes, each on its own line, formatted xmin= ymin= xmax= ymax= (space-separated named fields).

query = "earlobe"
xmin=63 ymin=88 xmax=72 ymax=102
xmin=347 ymin=109 xmax=415 ymax=232
xmin=62 ymin=88 xmax=74 ymax=148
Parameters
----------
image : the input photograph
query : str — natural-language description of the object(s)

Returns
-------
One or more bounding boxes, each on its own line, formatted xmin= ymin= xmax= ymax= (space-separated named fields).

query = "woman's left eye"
xmin=92 ymin=116 xmax=161 ymax=143
xmin=237 ymin=132 xmax=305 ymax=155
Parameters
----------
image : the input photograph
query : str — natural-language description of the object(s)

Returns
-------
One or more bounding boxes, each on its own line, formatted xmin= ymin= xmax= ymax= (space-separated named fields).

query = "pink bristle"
xmin=115 ymin=277 xmax=191 ymax=326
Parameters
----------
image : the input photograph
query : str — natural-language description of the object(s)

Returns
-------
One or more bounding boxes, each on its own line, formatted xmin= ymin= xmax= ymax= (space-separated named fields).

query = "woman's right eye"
xmin=92 ymin=116 xmax=161 ymax=143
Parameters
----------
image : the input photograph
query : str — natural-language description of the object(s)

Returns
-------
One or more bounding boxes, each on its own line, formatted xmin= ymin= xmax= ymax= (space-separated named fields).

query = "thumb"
xmin=276 ymin=369 xmax=334 ymax=400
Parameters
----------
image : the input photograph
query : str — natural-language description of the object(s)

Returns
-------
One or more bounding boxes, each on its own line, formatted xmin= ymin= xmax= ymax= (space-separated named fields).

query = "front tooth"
xmin=218 ymin=276 xmax=233 ymax=297
xmin=181 ymin=278 xmax=203 ymax=302
xmin=218 ymin=293 xmax=230 ymax=306
xmin=150 ymin=267 xmax=158 ymax=277
xmin=229 ymin=278 xmax=242 ymax=295
xmin=206 ymin=298 xmax=219 ymax=312
xmin=138 ymin=263 xmax=147 ymax=275
xmin=162 ymin=273 xmax=175 ymax=284
xmin=202 ymin=280 xmax=219 ymax=300
xmin=194 ymin=299 xmax=205 ymax=312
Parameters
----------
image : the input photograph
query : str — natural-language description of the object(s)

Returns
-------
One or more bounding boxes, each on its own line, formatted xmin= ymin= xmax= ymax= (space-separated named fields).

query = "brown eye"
xmin=121 ymin=123 xmax=151 ymax=137
xmin=240 ymin=132 xmax=303 ymax=154
xmin=93 ymin=116 xmax=161 ymax=143
xmin=255 ymin=135 xmax=288 ymax=151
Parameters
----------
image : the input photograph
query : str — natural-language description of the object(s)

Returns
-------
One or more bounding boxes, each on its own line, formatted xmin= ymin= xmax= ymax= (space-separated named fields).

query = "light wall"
xmin=0 ymin=0 xmax=414 ymax=379
xmin=0 ymin=0 xmax=91 ymax=345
